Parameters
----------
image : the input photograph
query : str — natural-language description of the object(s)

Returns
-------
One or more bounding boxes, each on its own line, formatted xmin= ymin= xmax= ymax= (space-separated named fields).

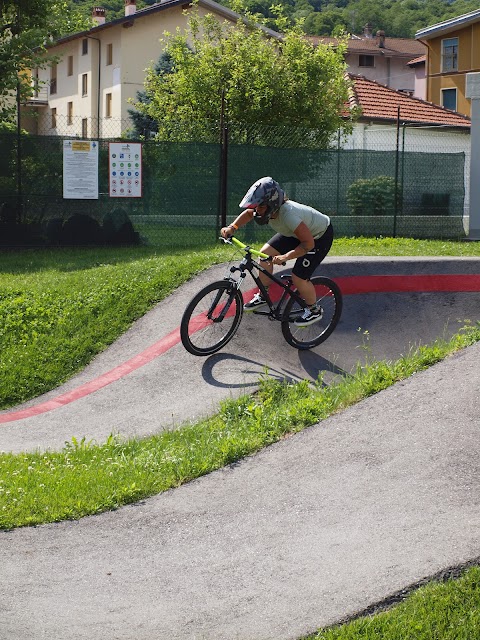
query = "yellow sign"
xmin=71 ymin=141 xmax=91 ymax=152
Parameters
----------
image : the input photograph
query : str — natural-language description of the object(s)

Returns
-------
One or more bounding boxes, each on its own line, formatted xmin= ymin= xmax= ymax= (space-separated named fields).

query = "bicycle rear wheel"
xmin=281 ymin=276 xmax=342 ymax=350
xmin=180 ymin=280 xmax=244 ymax=356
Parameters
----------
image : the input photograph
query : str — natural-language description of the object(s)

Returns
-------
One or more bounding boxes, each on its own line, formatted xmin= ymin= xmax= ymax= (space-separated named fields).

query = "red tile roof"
xmin=346 ymin=74 xmax=471 ymax=128
xmin=407 ymin=55 xmax=426 ymax=66
xmin=308 ymin=35 xmax=425 ymax=58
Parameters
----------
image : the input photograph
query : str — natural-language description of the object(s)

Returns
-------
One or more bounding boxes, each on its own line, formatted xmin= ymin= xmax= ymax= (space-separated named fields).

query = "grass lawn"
xmin=1 ymin=236 xmax=480 ymax=638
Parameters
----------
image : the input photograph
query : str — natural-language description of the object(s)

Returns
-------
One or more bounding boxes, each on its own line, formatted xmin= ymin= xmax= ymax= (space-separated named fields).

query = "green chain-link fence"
xmin=0 ymin=119 xmax=469 ymax=248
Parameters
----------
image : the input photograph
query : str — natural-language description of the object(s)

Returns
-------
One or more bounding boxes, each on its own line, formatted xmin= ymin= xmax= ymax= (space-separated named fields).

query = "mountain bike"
xmin=180 ymin=236 xmax=343 ymax=356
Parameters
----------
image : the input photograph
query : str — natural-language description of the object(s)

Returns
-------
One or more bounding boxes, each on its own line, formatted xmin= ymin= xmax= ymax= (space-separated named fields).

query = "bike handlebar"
xmin=221 ymin=236 xmax=270 ymax=260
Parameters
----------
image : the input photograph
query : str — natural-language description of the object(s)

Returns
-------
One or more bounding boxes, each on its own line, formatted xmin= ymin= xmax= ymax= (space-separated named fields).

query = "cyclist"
xmin=220 ymin=176 xmax=333 ymax=327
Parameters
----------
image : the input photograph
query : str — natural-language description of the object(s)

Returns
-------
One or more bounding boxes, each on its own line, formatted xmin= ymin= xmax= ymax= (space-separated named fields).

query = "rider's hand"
xmin=272 ymin=254 xmax=288 ymax=265
xmin=220 ymin=226 xmax=233 ymax=239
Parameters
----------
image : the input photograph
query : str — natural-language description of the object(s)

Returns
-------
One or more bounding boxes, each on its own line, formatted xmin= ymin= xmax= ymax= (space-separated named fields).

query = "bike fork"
xmin=207 ymin=274 xmax=245 ymax=323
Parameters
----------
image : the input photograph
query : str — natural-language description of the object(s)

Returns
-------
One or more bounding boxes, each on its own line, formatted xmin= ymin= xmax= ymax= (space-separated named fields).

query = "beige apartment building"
xmin=24 ymin=0 xmax=277 ymax=138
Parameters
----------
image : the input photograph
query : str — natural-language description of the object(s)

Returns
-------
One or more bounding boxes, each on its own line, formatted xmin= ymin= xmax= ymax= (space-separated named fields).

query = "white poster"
xmin=63 ymin=140 xmax=99 ymax=199
xmin=109 ymin=142 xmax=142 ymax=198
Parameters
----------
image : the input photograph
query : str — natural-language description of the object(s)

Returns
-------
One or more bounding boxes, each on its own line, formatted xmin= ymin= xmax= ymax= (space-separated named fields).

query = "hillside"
xmin=69 ymin=0 xmax=480 ymax=38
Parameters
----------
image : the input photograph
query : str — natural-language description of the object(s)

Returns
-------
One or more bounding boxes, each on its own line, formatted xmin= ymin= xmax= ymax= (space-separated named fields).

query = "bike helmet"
xmin=239 ymin=177 xmax=285 ymax=226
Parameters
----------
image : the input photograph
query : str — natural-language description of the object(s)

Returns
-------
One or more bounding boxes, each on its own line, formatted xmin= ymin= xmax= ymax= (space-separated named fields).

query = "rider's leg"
xmin=291 ymin=224 xmax=334 ymax=307
xmin=257 ymin=243 xmax=279 ymax=291
xmin=291 ymin=274 xmax=316 ymax=306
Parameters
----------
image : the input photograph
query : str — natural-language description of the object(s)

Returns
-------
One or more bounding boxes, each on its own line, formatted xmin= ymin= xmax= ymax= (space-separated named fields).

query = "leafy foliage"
xmin=347 ymin=175 xmax=400 ymax=216
xmin=135 ymin=7 xmax=351 ymax=147
xmin=127 ymin=53 xmax=174 ymax=138
xmin=67 ymin=0 xmax=480 ymax=37
xmin=0 ymin=1 xmax=91 ymax=121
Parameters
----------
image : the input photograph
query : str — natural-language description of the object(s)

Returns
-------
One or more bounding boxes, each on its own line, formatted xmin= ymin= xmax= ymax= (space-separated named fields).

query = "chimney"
xmin=363 ymin=23 xmax=373 ymax=38
xmin=125 ymin=0 xmax=136 ymax=16
xmin=376 ymin=30 xmax=386 ymax=48
xmin=92 ymin=7 xmax=106 ymax=25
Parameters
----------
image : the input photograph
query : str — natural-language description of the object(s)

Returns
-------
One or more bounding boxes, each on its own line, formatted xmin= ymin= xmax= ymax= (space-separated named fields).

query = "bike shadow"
xmin=201 ymin=352 xmax=347 ymax=389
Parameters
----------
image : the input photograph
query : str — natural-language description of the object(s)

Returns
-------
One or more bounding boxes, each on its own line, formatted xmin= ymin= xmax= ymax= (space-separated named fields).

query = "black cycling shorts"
xmin=268 ymin=223 xmax=333 ymax=280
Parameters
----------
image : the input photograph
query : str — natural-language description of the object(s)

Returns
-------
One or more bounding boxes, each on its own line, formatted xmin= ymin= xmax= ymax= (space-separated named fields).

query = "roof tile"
xmin=346 ymin=74 xmax=471 ymax=128
xmin=308 ymin=35 xmax=425 ymax=57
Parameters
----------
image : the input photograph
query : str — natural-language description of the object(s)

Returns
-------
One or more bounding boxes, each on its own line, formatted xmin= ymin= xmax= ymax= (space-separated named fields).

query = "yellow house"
xmin=416 ymin=8 xmax=480 ymax=117
xmin=23 ymin=0 xmax=279 ymax=138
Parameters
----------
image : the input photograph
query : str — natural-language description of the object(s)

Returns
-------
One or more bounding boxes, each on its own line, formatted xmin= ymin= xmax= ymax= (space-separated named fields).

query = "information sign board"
xmin=109 ymin=142 xmax=142 ymax=198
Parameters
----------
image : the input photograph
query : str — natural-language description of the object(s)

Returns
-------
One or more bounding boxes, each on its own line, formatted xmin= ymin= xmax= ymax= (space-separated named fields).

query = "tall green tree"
xmin=0 ymin=0 xmax=89 ymax=121
xmin=136 ymin=7 xmax=352 ymax=148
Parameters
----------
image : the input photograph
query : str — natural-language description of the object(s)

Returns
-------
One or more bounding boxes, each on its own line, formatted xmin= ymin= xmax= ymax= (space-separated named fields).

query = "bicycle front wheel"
xmin=180 ymin=280 xmax=244 ymax=356
xmin=281 ymin=276 xmax=342 ymax=350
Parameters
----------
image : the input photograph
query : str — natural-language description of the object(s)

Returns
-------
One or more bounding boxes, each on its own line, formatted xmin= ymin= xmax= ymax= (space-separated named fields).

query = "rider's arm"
xmin=273 ymin=222 xmax=315 ymax=264
xmin=221 ymin=209 xmax=254 ymax=238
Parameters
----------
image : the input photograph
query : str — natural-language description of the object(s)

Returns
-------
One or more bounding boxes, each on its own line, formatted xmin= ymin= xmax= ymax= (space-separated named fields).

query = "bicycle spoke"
xmin=181 ymin=281 xmax=243 ymax=356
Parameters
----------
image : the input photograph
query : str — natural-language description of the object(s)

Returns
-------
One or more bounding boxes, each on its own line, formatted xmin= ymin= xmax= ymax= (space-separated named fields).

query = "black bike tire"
xmin=281 ymin=276 xmax=343 ymax=350
xmin=180 ymin=280 xmax=244 ymax=356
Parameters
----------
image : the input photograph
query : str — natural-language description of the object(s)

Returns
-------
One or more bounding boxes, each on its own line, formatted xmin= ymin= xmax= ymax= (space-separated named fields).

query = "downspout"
xmin=417 ymin=38 xmax=431 ymax=102
xmin=86 ymin=36 xmax=101 ymax=138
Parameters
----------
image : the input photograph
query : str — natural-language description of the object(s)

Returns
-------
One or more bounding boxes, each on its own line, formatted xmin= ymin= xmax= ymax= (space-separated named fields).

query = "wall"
xmin=340 ymin=122 xmax=471 ymax=226
xmin=424 ymin=22 xmax=480 ymax=117
xmin=346 ymin=53 xmax=415 ymax=92
xmin=25 ymin=4 xmax=239 ymax=138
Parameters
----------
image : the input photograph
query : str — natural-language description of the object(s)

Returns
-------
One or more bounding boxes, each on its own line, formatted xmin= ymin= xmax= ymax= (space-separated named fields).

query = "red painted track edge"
xmin=1 ymin=274 xmax=479 ymax=425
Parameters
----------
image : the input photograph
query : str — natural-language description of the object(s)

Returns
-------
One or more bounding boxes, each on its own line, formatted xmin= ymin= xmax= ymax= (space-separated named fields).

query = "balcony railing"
xmin=26 ymin=86 xmax=49 ymax=105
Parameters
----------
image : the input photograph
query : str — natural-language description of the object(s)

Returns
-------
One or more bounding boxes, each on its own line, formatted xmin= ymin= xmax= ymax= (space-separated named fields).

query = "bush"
xmin=102 ymin=207 xmax=139 ymax=245
xmin=347 ymin=175 xmax=400 ymax=216
xmin=61 ymin=214 xmax=103 ymax=245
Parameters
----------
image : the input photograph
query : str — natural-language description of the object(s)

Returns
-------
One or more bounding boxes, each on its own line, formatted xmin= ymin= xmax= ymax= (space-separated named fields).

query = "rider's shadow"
xmin=298 ymin=350 xmax=347 ymax=386
xmin=201 ymin=352 xmax=347 ymax=389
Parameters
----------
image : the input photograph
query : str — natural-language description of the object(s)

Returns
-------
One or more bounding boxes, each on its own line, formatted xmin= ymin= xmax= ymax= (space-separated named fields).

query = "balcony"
xmin=25 ymin=86 xmax=49 ymax=106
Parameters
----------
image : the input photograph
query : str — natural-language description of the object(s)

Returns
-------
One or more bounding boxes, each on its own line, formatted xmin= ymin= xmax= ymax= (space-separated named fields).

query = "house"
xmin=22 ymin=0 xmax=280 ymax=138
xmin=344 ymin=73 xmax=470 ymax=152
xmin=294 ymin=74 xmax=471 ymax=237
xmin=406 ymin=55 xmax=426 ymax=100
xmin=307 ymin=26 xmax=425 ymax=95
xmin=415 ymin=8 xmax=480 ymax=117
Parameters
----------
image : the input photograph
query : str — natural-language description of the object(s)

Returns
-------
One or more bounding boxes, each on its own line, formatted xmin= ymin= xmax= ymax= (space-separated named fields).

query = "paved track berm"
xmin=1 ymin=257 xmax=480 ymax=639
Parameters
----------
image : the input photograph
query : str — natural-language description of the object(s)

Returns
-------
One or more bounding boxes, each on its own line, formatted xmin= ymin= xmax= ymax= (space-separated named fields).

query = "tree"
xmin=127 ymin=52 xmax=174 ymax=138
xmin=135 ymin=6 xmax=352 ymax=148
xmin=0 ymin=0 xmax=90 ymax=121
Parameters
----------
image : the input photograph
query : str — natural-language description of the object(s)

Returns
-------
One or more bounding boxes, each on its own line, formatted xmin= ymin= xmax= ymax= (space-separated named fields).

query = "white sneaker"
xmin=294 ymin=306 xmax=323 ymax=327
xmin=244 ymin=292 xmax=267 ymax=311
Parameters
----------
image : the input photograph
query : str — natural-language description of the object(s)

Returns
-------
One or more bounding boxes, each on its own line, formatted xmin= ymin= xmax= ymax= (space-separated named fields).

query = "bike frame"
xmin=225 ymin=237 xmax=308 ymax=320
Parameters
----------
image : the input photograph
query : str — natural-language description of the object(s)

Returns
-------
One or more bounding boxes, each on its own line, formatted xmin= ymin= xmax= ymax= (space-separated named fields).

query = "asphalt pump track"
xmin=1 ymin=257 xmax=480 ymax=639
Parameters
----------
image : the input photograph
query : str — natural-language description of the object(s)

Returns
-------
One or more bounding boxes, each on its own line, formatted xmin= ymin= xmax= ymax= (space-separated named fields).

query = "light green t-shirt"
xmin=268 ymin=200 xmax=330 ymax=239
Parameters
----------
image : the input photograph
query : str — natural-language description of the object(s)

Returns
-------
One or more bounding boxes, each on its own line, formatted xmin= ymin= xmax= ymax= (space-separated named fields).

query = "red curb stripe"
xmin=1 ymin=274 xmax=479 ymax=425
xmin=0 ymin=328 xmax=180 ymax=424
xmin=335 ymin=274 xmax=480 ymax=294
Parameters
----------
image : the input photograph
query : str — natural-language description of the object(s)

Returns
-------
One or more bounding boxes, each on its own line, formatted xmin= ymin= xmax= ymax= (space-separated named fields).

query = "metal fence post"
xmin=217 ymin=90 xmax=228 ymax=238
xmin=393 ymin=106 xmax=401 ymax=238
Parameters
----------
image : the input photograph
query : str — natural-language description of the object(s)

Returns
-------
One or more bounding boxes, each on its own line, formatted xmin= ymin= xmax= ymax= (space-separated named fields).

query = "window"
xmin=359 ymin=55 xmax=374 ymax=67
xmin=51 ymin=108 xmax=57 ymax=129
xmin=67 ymin=101 xmax=73 ymax=125
xmin=82 ymin=118 xmax=88 ymax=138
xmin=106 ymin=43 xmax=113 ymax=66
xmin=441 ymin=88 xmax=457 ymax=111
xmin=106 ymin=92 xmax=112 ymax=118
xmin=50 ymin=64 xmax=57 ymax=95
xmin=32 ymin=68 xmax=39 ymax=97
xmin=82 ymin=38 xmax=88 ymax=55
xmin=82 ymin=73 xmax=88 ymax=96
xmin=67 ymin=55 xmax=73 ymax=76
xmin=442 ymin=37 xmax=458 ymax=72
